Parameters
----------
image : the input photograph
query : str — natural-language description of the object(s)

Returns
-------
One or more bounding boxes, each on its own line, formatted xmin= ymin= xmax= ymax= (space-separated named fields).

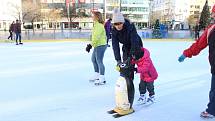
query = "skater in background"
xmin=14 ymin=20 xmax=23 ymax=45
xmin=8 ymin=21 xmax=14 ymax=41
xmin=111 ymin=8 xmax=143 ymax=112
xmin=131 ymin=47 xmax=158 ymax=104
xmin=104 ymin=18 xmax=112 ymax=47
xmin=178 ymin=4 xmax=215 ymax=118
xmin=194 ymin=21 xmax=200 ymax=40
xmin=86 ymin=11 xmax=107 ymax=85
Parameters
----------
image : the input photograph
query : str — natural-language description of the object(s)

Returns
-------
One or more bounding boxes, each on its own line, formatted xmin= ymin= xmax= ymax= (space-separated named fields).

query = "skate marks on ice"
xmin=135 ymin=100 xmax=155 ymax=107
xmin=89 ymin=81 xmax=107 ymax=86
xmin=157 ymin=73 xmax=209 ymax=98
xmin=105 ymin=74 xmax=209 ymax=119
xmin=131 ymin=73 xmax=210 ymax=118
xmin=132 ymin=100 xmax=155 ymax=114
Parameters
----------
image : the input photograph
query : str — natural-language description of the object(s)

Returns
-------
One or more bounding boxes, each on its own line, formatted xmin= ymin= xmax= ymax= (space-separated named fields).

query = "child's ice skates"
xmin=137 ymin=94 xmax=147 ymax=104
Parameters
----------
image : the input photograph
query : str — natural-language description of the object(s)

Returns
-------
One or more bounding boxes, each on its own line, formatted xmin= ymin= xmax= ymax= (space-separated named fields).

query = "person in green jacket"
xmin=86 ymin=11 xmax=107 ymax=85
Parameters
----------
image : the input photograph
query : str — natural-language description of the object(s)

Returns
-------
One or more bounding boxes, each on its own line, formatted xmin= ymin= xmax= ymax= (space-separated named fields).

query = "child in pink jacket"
xmin=132 ymin=47 xmax=158 ymax=104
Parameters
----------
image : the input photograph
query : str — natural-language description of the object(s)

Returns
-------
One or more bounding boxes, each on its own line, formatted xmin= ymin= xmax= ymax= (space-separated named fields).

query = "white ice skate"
xmin=94 ymin=75 xmax=106 ymax=85
xmin=146 ymin=95 xmax=155 ymax=105
xmin=137 ymin=94 xmax=147 ymax=105
xmin=89 ymin=72 xmax=99 ymax=82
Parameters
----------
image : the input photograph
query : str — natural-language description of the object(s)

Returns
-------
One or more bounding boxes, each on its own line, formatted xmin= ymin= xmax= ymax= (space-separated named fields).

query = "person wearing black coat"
xmin=111 ymin=8 xmax=143 ymax=111
xmin=112 ymin=19 xmax=143 ymax=63
xmin=14 ymin=20 xmax=23 ymax=45
xmin=8 ymin=21 xmax=14 ymax=40
xmin=194 ymin=22 xmax=200 ymax=39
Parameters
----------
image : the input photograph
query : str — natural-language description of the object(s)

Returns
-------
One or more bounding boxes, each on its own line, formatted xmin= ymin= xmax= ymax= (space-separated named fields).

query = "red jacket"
xmin=132 ymin=48 xmax=158 ymax=82
xmin=183 ymin=23 xmax=215 ymax=74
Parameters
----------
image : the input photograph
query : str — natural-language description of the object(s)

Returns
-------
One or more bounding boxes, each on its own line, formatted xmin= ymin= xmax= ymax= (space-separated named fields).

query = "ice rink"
xmin=0 ymin=41 xmax=213 ymax=121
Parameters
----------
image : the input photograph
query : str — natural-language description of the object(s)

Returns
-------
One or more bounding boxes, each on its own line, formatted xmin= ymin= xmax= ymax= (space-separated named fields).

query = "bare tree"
xmin=44 ymin=9 xmax=62 ymax=29
xmin=22 ymin=0 xmax=42 ymax=31
xmin=7 ymin=2 xmax=22 ymax=20
xmin=187 ymin=14 xmax=198 ymax=27
xmin=150 ymin=10 xmax=163 ymax=26
xmin=61 ymin=3 xmax=88 ymax=29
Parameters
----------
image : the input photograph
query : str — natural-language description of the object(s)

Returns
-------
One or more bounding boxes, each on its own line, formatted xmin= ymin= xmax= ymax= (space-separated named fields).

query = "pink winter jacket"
xmin=132 ymin=48 xmax=158 ymax=82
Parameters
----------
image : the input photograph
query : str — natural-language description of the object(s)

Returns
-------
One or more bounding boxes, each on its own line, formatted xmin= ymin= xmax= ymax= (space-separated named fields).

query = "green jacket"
xmin=91 ymin=21 xmax=107 ymax=48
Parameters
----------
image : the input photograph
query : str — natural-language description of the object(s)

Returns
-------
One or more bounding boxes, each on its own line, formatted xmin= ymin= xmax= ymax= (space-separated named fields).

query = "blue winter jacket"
xmin=112 ymin=19 xmax=143 ymax=62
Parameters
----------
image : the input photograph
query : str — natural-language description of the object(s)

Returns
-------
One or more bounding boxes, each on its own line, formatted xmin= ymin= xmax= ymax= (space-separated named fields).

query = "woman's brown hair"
xmin=92 ymin=11 xmax=104 ymax=24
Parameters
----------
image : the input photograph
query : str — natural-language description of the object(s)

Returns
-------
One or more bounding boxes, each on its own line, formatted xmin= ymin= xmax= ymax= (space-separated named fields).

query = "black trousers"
xmin=195 ymin=32 xmax=199 ymax=39
xmin=206 ymin=74 xmax=215 ymax=116
xmin=125 ymin=76 xmax=134 ymax=109
xmin=139 ymin=80 xmax=155 ymax=96
xmin=121 ymin=46 xmax=135 ymax=108
xmin=8 ymin=32 xmax=13 ymax=40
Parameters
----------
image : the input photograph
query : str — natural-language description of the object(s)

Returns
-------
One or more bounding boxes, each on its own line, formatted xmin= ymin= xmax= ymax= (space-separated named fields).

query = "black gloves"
xmin=86 ymin=44 xmax=92 ymax=53
xmin=116 ymin=59 xmax=131 ymax=78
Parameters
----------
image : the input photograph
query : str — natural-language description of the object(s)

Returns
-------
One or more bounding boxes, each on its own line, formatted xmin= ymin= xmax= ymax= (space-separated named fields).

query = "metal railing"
xmin=0 ymin=29 xmax=195 ymax=41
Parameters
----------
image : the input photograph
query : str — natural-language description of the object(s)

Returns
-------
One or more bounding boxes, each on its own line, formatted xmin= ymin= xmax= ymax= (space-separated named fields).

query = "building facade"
xmin=189 ymin=0 xmax=215 ymax=19
xmin=37 ymin=0 xmax=105 ymax=29
xmin=1 ymin=0 xmax=147 ymax=30
xmin=22 ymin=0 xmax=150 ymax=30
xmin=106 ymin=0 xmax=150 ymax=29
xmin=151 ymin=0 xmax=215 ymax=30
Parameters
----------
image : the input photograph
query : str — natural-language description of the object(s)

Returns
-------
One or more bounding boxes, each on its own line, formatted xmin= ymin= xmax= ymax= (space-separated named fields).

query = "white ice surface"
xmin=0 ymin=41 xmax=213 ymax=121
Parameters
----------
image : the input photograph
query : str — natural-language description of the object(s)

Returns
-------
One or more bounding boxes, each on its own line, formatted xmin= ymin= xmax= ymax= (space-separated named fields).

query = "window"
xmin=127 ymin=7 xmax=148 ymax=12
xmin=121 ymin=0 xmax=128 ymax=4
xmin=195 ymin=5 xmax=200 ymax=9
xmin=194 ymin=11 xmax=199 ymax=14
xmin=107 ymin=6 xmax=114 ymax=11
xmin=121 ymin=7 xmax=128 ymax=12
xmin=64 ymin=23 xmax=68 ymax=28
xmin=49 ymin=23 xmax=52 ymax=28
xmin=128 ymin=0 xmax=144 ymax=4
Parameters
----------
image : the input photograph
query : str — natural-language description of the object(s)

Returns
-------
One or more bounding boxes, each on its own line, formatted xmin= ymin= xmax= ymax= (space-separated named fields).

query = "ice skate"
xmin=89 ymin=72 xmax=99 ymax=82
xmin=146 ymin=95 xmax=155 ymax=104
xmin=200 ymin=111 xmax=215 ymax=118
xmin=94 ymin=75 xmax=106 ymax=85
xmin=137 ymin=94 xmax=146 ymax=105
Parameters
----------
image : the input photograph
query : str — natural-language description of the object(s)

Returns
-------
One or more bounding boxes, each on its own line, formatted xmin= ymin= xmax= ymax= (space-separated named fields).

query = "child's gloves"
xmin=178 ymin=54 xmax=186 ymax=62
xmin=86 ymin=44 xmax=92 ymax=53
